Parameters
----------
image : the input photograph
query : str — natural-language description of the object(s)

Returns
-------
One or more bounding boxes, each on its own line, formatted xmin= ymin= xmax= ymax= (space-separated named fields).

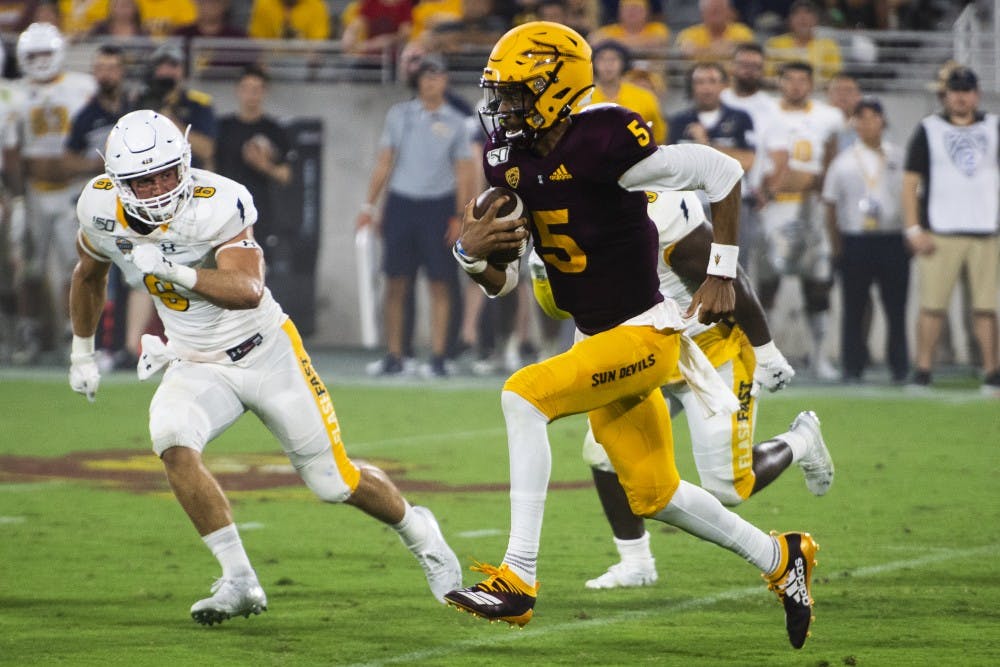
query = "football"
xmin=472 ymin=186 xmax=528 ymax=266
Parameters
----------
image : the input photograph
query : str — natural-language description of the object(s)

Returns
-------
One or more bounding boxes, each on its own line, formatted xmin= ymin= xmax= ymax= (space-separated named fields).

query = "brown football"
xmin=472 ymin=186 xmax=527 ymax=266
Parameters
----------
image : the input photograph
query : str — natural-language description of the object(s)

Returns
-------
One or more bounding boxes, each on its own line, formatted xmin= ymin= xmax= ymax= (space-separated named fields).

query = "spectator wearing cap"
xmin=135 ymin=42 xmax=217 ymax=169
xmin=764 ymin=0 xmax=841 ymax=84
xmin=588 ymin=0 xmax=670 ymax=53
xmin=675 ymin=0 xmax=754 ymax=62
xmin=356 ymin=54 xmax=476 ymax=378
xmin=248 ymin=0 xmax=331 ymax=40
xmin=903 ymin=66 xmax=1000 ymax=394
xmin=822 ymin=98 xmax=909 ymax=383
xmin=588 ymin=41 xmax=665 ymax=144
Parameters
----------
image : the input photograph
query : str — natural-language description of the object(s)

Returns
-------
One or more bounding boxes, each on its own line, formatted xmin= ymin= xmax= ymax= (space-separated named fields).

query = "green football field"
xmin=1 ymin=364 xmax=998 ymax=666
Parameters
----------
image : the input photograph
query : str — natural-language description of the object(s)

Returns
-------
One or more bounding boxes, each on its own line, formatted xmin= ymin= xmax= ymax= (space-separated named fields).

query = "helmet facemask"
xmin=111 ymin=134 xmax=193 ymax=226
xmin=480 ymin=79 xmax=547 ymax=146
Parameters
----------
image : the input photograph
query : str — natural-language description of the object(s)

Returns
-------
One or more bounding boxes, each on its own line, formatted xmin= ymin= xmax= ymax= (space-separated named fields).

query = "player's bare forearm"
xmin=672 ymin=223 xmax=765 ymax=336
xmin=707 ymin=179 xmax=740 ymax=244
xmin=195 ymin=249 xmax=266 ymax=310
xmin=465 ymin=263 xmax=509 ymax=296
xmin=69 ymin=250 xmax=110 ymax=337
xmin=732 ymin=269 xmax=770 ymax=345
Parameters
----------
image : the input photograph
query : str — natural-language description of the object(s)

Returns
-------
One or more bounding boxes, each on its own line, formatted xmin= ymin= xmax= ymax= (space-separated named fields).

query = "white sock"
xmin=500 ymin=391 xmax=551 ymax=586
xmin=614 ymin=531 xmax=654 ymax=565
xmin=392 ymin=501 xmax=433 ymax=556
xmin=202 ymin=524 xmax=254 ymax=579
xmin=653 ymin=480 xmax=779 ymax=573
xmin=808 ymin=312 xmax=829 ymax=362
xmin=777 ymin=429 xmax=810 ymax=464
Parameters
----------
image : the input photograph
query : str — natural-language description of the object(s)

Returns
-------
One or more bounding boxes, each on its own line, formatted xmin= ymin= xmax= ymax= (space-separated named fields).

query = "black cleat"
xmin=444 ymin=562 xmax=539 ymax=627
xmin=764 ymin=532 xmax=818 ymax=649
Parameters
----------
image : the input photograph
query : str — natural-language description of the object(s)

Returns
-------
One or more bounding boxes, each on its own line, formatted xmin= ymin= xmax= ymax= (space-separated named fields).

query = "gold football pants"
xmin=504 ymin=324 xmax=682 ymax=516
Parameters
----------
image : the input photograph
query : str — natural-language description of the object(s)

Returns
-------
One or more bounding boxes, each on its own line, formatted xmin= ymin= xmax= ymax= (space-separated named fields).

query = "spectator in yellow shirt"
xmin=675 ymin=0 xmax=754 ymax=61
xmin=765 ymin=0 xmax=841 ymax=83
xmin=588 ymin=0 xmax=670 ymax=52
xmin=588 ymin=41 xmax=666 ymax=144
xmin=136 ymin=0 xmax=197 ymax=36
xmin=410 ymin=0 xmax=462 ymax=42
xmin=249 ymin=0 xmax=331 ymax=40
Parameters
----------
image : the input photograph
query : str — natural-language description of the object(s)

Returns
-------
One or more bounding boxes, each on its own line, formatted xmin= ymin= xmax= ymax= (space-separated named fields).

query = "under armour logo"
xmin=161 ymin=242 xmax=177 ymax=253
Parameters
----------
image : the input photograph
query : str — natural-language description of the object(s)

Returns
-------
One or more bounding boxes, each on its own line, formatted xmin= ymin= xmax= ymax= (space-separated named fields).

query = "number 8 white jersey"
xmin=76 ymin=168 xmax=286 ymax=356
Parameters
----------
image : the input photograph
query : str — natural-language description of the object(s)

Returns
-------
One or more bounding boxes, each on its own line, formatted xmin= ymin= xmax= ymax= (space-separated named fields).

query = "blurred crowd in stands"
xmin=0 ymin=0 xmax=996 ymax=395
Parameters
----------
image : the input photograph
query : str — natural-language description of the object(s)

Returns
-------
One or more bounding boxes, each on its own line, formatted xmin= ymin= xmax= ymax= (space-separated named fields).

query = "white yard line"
xmin=346 ymin=544 xmax=997 ymax=667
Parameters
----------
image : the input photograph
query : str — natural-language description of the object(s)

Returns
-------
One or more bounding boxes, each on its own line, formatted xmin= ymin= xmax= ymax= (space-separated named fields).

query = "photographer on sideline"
xmin=135 ymin=42 xmax=217 ymax=170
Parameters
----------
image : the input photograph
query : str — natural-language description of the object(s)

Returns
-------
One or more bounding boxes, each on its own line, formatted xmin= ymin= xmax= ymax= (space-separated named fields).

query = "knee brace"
xmin=582 ymin=425 xmax=616 ymax=473
xmin=296 ymin=451 xmax=353 ymax=504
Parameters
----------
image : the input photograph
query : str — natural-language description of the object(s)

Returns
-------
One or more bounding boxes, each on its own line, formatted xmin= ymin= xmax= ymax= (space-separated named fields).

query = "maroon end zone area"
xmin=0 ymin=450 xmax=593 ymax=494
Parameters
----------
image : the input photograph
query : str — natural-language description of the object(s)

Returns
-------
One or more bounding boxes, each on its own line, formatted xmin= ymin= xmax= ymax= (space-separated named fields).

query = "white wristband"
xmin=72 ymin=335 xmax=95 ymax=356
xmin=452 ymin=242 xmax=487 ymax=274
xmin=752 ymin=340 xmax=780 ymax=364
xmin=706 ymin=243 xmax=739 ymax=278
xmin=904 ymin=225 xmax=923 ymax=238
xmin=169 ymin=264 xmax=198 ymax=290
xmin=360 ymin=202 xmax=377 ymax=216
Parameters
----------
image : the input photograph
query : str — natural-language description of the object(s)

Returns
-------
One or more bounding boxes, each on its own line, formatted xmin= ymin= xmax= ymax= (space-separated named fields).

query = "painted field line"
xmin=346 ymin=543 xmax=997 ymax=667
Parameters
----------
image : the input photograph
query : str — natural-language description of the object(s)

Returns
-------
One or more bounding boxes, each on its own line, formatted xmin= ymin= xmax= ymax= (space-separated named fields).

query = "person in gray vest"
xmin=356 ymin=54 xmax=476 ymax=377
xmin=902 ymin=66 xmax=1000 ymax=395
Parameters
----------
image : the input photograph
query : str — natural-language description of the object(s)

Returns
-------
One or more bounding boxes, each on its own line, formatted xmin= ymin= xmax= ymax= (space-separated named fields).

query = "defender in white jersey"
xmin=11 ymin=22 xmax=96 ymax=360
xmin=531 ymin=190 xmax=834 ymax=589
xmin=69 ymin=110 xmax=461 ymax=625
xmin=758 ymin=61 xmax=843 ymax=380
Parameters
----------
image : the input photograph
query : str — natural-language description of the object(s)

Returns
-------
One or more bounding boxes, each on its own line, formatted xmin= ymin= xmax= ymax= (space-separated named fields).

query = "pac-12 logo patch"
xmin=115 ymin=237 xmax=134 ymax=253
xmin=505 ymin=167 xmax=520 ymax=188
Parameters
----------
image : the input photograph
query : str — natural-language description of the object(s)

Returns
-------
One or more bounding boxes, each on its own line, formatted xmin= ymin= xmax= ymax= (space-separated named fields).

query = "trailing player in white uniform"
xmin=0 ymin=44 xmax=25 ymax=360
xmin=758 ymin=61 xmax=843 ymax=380
xmin=533 ymin=190 xmax=834 ymax=589
xmin=11 ymin=22 xmax=97 ymax=361
xmin=69 ymin=110 xmax=462 ymax=625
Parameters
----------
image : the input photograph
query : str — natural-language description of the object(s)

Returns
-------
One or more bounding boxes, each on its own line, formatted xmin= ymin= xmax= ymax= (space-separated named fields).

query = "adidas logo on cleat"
xmin=444 ymin=562 xmax=538 ymax=627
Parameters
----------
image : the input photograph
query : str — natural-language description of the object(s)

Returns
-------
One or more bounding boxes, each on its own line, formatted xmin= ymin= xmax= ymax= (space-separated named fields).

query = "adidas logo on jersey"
xmin=549 ymin=164 xmax=573 ymax=181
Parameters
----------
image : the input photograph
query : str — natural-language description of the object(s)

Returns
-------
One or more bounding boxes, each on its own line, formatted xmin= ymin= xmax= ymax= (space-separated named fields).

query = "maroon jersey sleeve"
xmin=582 ymin=104 xmax=660 ymax=182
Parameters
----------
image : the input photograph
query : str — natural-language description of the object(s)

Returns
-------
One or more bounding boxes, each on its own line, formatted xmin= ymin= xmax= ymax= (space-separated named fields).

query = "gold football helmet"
xmin=480 ymin=21 xmax=594 ymax=145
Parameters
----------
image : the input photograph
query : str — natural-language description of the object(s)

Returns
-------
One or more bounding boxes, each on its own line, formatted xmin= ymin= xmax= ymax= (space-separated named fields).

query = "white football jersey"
xmin=76 ymin=168 xmax=285 ymax=355
xmin=16 ymin=71 xmax=96 ymax=159
xmin=647 ymin=190 xmax=713 ymax=336
xmin=0 ymin=81 xmax=24 ymax=164
xmin=762 ymin=100 xmax=843 ymax=175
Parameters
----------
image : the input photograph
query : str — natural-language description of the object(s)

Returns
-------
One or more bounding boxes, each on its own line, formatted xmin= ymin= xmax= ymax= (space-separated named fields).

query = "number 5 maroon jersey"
xmin=482 ymin=104 xmax=662 ymax=335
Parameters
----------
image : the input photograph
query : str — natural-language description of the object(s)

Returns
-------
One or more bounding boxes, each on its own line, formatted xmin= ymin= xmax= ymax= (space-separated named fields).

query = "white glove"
xmin=128 ymin=243 xmax=198 ymax=289
xmin=69 ymin=336 xmax=100 ymax=402
xmin=752 ymin=341 xmax=795 ymax=396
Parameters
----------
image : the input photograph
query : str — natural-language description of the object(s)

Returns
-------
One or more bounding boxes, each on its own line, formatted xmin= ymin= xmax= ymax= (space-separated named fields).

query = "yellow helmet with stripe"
xmin=480 ymin=21 xmax=594 ymax=145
